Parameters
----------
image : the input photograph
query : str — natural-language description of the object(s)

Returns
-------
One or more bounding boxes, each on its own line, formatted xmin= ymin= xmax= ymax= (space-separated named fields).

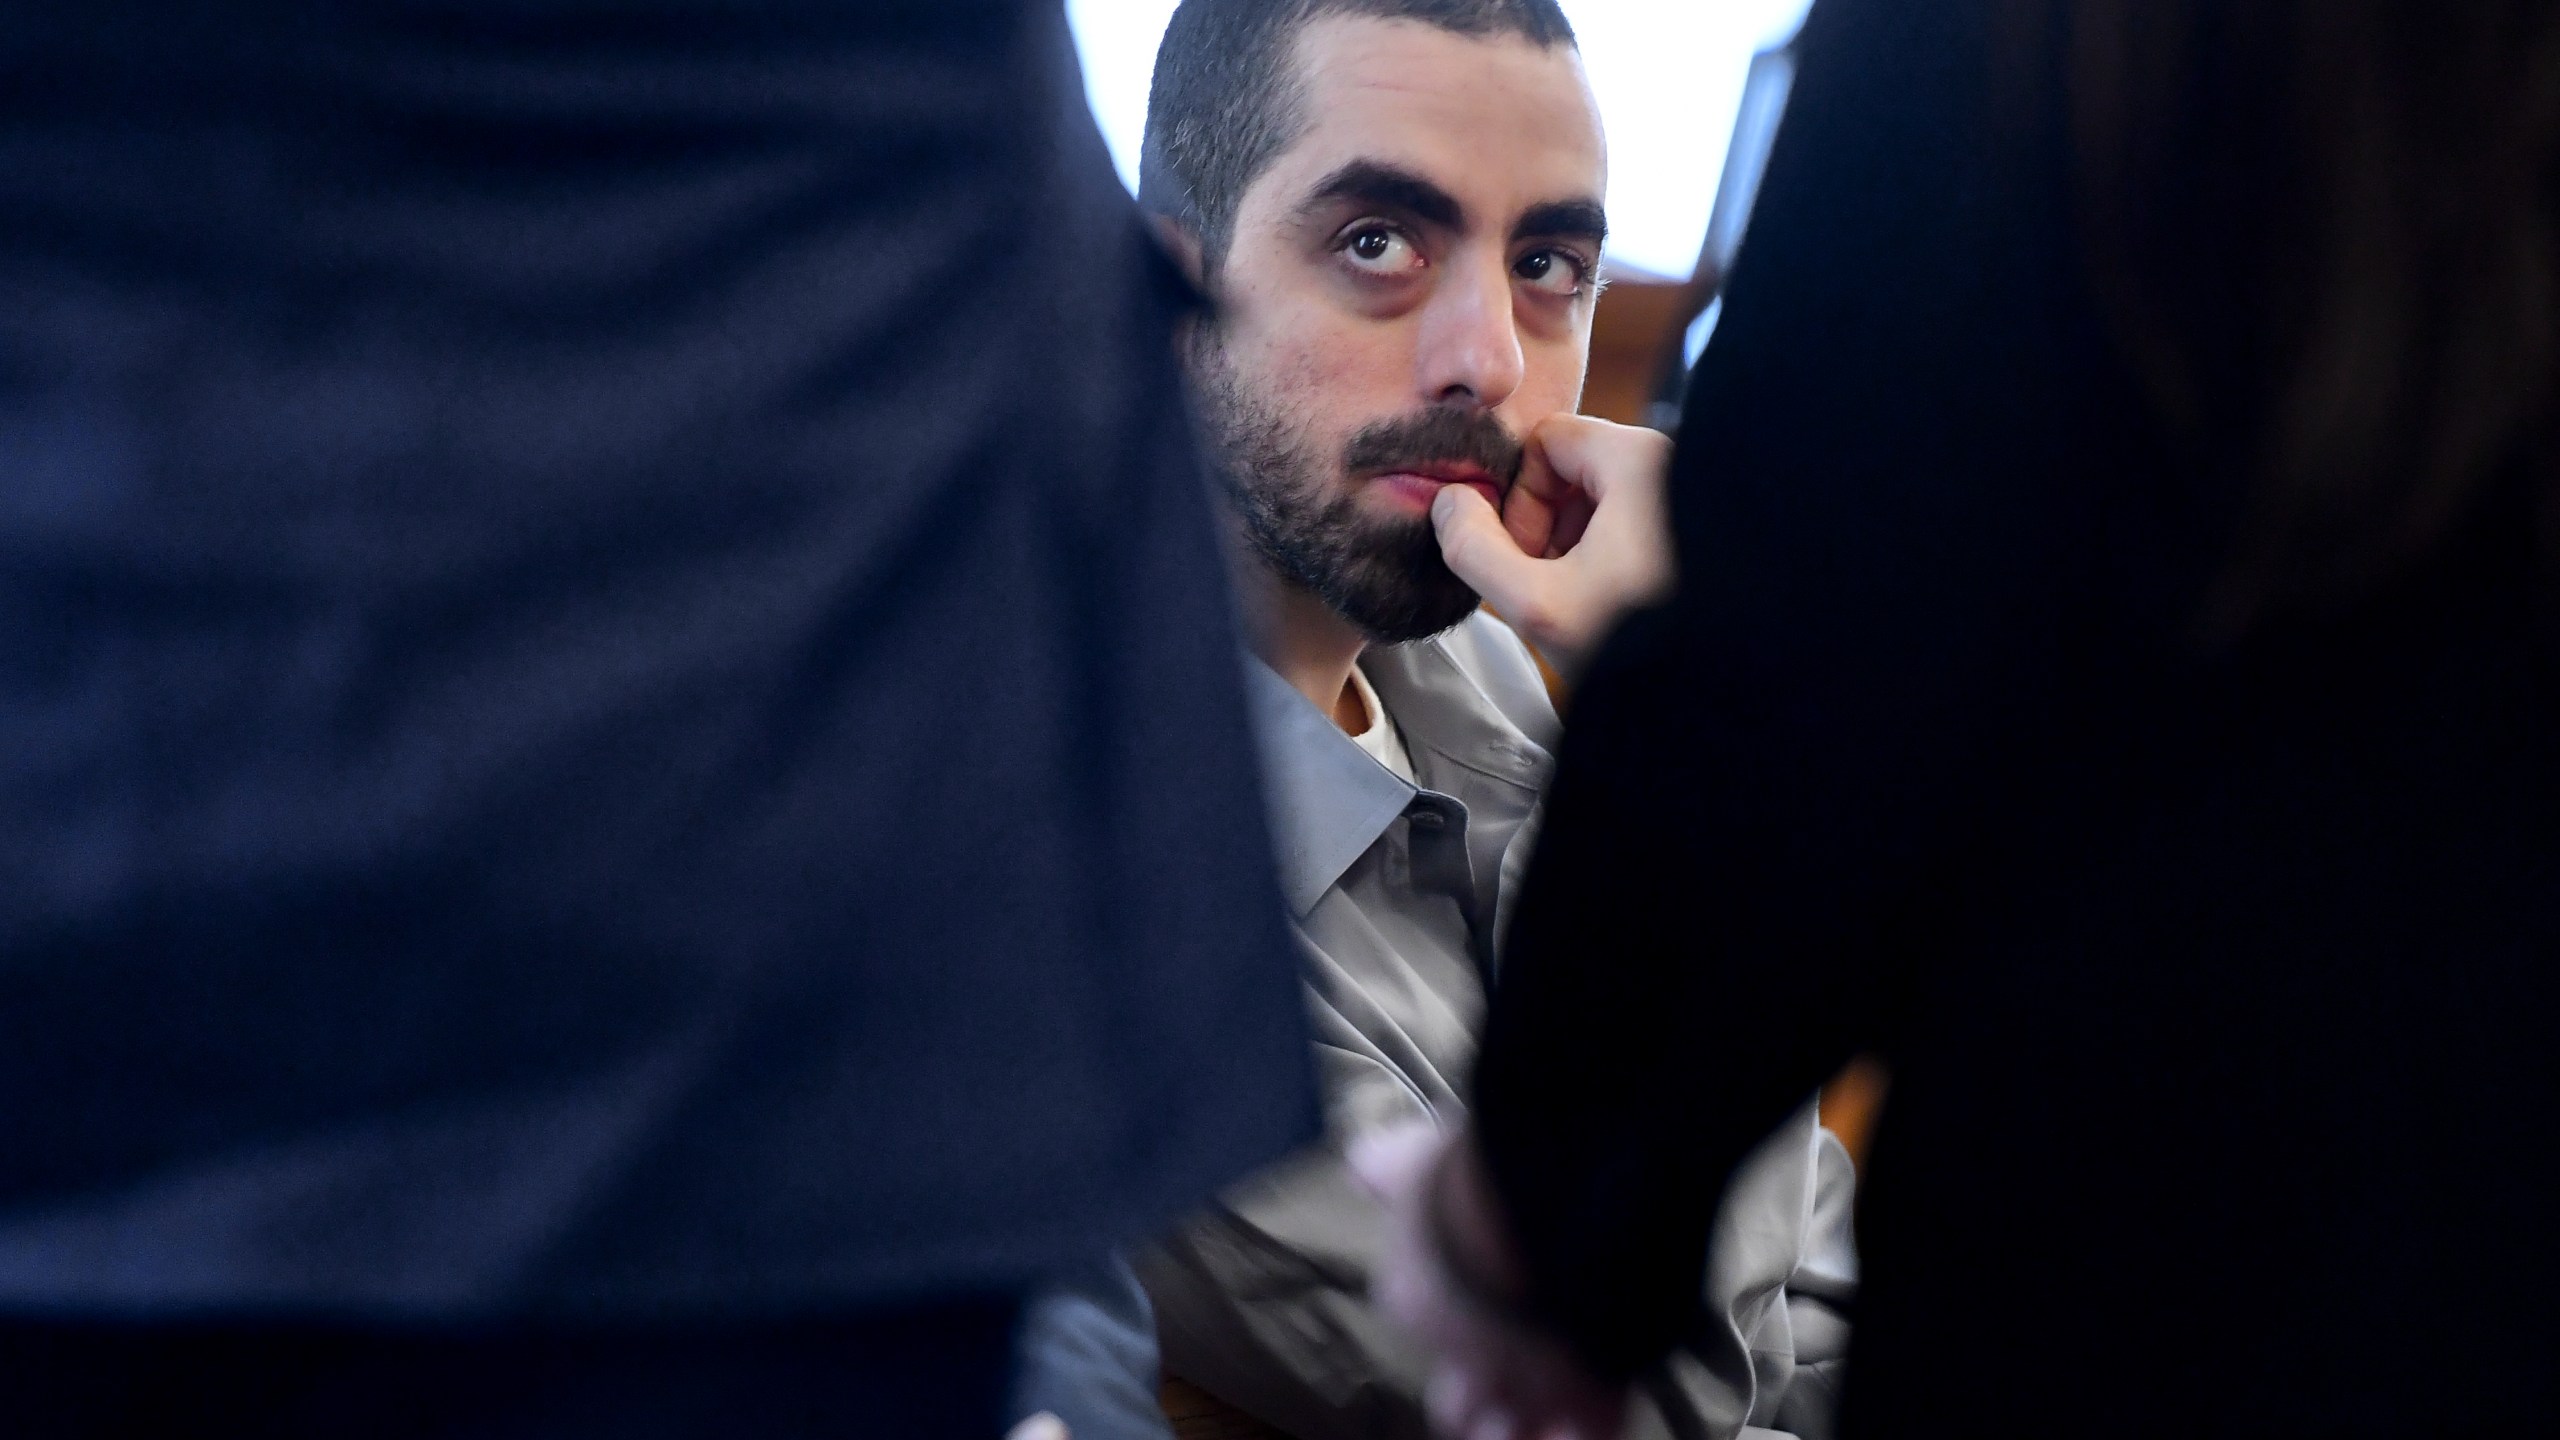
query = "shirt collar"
xmin=1244 ymin=654 xmax=1415 ymax=920
xmin=1362 ymin=631 xmax=1556 ymax=796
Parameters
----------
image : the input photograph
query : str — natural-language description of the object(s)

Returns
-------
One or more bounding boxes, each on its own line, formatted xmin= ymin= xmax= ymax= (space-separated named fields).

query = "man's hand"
xmin=1352 ymin=1124 xmax=1628 ymax=1440
xmin=1431 ymin=414 xmax=1675 ymax=681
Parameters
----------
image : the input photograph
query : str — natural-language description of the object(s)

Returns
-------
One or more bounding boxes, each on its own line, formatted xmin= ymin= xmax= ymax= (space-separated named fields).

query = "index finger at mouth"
xmin=1522 ymin=414 xmax=1604 ymax=489
xmin=1501 ymin=447 xmax=1564 ymax=555
xmin=1528 ymin=414 xmax=1659 ymax=501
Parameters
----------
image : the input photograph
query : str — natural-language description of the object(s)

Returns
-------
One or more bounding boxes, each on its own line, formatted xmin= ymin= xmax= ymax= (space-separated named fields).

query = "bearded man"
xmin=1126 ymin=4 xmax=1863 ymax=1439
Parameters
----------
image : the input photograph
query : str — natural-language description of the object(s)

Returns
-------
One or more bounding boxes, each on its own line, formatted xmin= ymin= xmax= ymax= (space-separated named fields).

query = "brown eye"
xmin=1339 ymin=224 xmax=1420 ymax=275
xmin=1514 ymin=248 xmax=1588 ymax=298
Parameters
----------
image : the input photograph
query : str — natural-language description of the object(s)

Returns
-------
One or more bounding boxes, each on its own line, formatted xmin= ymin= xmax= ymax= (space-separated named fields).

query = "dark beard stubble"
xmin=1192 ymin=343 xmax=1523 ymax=645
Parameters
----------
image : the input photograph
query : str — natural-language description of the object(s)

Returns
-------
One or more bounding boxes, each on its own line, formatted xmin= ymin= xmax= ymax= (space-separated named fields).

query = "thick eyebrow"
xmin=1512 ymin=198 xmax=1608 ymax=247
xmin=1292 ymin=159 xmax=1465 ymax=231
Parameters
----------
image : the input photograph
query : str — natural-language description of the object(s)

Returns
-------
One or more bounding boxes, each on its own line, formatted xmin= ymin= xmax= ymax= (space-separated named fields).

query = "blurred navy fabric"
xmin=0 ymin=0 xmax=1316 ymax=1400
xmin=0 ymin=1302 xmax=1019 ymax=1437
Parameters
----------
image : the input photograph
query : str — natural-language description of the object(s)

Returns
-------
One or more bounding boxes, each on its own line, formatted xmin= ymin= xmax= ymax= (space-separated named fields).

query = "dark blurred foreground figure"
xmin=0 ymin=1 xmax=1317 ymax=1433
xmin=1366 ymin=0 xmax=2560 ymax=1435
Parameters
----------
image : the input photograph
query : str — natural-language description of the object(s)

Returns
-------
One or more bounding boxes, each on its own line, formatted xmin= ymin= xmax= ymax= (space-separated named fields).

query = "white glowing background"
xmin=1065 ymin=0 xmax=1815 ymax=281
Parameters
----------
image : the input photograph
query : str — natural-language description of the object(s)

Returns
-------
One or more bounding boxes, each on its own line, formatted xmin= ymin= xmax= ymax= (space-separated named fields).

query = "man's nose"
xmin=1414 ymin=255 xmax=1525 ymax=411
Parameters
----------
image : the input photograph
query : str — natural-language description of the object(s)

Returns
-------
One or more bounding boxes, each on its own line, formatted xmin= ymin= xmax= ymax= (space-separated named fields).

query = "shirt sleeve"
xmin=1135 ymin=1146 xmax=1436 ymax=1440
xmin=1765 ymin=1127 xmax=1859 ymax=1440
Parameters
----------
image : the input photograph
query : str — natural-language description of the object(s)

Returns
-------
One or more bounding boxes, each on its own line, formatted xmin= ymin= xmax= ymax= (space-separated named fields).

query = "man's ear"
xmin=1149 ymin=214 xmax=1207 ymax=294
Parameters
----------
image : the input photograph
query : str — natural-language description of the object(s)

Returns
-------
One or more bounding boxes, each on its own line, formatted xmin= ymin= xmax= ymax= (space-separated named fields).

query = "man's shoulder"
xmin=1370 ymin=611 xmax=1561 ymax=754
xmin=1432 ymin=609 xmax=1550 ymax=691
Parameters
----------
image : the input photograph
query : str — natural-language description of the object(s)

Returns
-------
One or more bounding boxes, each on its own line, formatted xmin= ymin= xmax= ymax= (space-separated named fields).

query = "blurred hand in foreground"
xmin=1430 ymin=414 xmax=1675 ymax=683
xmin=1351 ymin=1123 xmax=1629 ymax=1440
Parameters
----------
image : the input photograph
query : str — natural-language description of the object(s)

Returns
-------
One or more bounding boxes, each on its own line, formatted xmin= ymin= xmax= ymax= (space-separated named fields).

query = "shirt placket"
xmin=1401 ymin=791 xmax=1489 ymax=978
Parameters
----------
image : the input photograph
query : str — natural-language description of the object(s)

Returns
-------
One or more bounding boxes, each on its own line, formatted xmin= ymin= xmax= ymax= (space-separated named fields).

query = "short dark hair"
xmin=1140 ymin=0 xmax=1578 ymax=272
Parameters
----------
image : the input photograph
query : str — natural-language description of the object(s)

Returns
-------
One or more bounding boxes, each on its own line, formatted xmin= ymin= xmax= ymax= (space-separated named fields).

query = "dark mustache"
xmin=1340 ymin=407 xmax=1525 ymax=490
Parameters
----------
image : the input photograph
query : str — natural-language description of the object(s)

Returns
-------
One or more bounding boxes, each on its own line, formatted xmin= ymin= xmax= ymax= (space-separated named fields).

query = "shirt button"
xmin=1408 ymin=807 xmax=1446 ymax=832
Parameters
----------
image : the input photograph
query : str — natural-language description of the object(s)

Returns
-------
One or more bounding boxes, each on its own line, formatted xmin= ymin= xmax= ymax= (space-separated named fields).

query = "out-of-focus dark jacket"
xmin=1473 ymin=1 xmax=2559 ymax=1434
xmin=0 ymin=0 xmax=1317 ymax=1318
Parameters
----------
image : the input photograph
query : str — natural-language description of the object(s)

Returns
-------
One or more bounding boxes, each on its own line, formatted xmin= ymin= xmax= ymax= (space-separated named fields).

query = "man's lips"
xmin=1367 ymin=465 xmax=1505 ymax=513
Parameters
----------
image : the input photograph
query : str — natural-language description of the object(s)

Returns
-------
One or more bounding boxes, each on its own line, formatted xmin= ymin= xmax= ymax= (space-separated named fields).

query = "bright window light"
xmin=1065 ymin=0 xmax=1814 ymax=282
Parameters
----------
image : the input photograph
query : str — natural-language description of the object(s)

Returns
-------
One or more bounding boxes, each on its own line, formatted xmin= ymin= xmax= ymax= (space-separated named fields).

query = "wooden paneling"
xmin=1579 ymin=278 xmax=1695 ymax=428
xmin=1819 ymin=1056 xmax=1890 ymax=1171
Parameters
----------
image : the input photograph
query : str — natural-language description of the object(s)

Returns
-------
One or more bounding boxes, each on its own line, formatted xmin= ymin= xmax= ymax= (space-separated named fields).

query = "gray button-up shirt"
xmin=1141 ymin=614 xmax=1857 ymax=1440
xmin=1261 ymin=612 xmax=1554 ymax=1140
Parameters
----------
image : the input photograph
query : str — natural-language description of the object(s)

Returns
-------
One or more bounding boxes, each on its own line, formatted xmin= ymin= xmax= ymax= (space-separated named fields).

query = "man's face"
xmin=1189 ymin=16 xmax=1608 ymax=643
